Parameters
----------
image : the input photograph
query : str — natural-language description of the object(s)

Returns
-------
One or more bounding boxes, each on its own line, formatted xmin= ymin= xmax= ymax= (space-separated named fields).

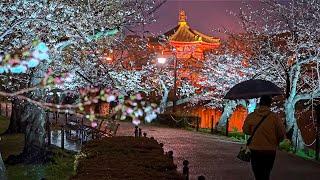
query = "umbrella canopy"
xmin=224 ymin=79 xmax=283 ymax=100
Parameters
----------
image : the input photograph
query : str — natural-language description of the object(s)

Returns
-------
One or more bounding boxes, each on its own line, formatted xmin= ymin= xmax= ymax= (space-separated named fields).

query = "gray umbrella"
xmin=224 ymin=79 xmax=283 ymax=100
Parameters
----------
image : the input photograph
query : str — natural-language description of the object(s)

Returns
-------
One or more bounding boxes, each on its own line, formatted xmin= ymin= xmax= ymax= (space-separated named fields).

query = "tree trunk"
xmin=4 ymin=98 xmax=27 ymax=134
xmin=217 ymin=100 xmax=237 ymax=130
xmin=6 ymin=102 xmax=48 ymax=164
xmin=0 ymin=152 xmax=6 ymax=180
xmin=285 ymin=100 xmax=304 ymax=150
xmin=21 ymin=102 xmax=47 ymax=163
xmin=159 ymin=88 xmax=169 ymax=113
xmin=159 ymin=78 xmax=170 ymax=113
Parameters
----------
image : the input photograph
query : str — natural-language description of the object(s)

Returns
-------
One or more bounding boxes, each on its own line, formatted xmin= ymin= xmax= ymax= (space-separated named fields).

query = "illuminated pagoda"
xmin=148 ymin=10 xmax=221 ymax=89
xmin=97 ymin=10 xmax=247 ymax=132
xmin=149 ymin=11 xmax=247 ymax=132
xmin=162 ymin=10 xmax=220 ymax=60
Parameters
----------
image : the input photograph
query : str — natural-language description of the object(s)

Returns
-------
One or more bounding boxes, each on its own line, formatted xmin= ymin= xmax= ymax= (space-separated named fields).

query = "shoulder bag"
xmin=237 ymin=114 xmax=269 ymax=162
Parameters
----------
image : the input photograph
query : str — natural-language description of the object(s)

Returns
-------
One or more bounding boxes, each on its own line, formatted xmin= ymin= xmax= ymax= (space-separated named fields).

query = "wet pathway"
xmin=117 ymin=122 xmax=320 ymax=180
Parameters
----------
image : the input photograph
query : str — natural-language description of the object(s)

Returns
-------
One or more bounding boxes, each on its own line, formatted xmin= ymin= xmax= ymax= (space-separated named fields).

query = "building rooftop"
xmin=163 ymin=10 xmax=220 ymax=44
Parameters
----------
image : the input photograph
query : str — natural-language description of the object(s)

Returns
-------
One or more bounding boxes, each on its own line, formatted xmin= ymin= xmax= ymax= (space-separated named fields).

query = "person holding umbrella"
xmin=243 ymin=95 xmax=286 ymax=180
xmin=225 ymin=79 xmax=287 ymax=180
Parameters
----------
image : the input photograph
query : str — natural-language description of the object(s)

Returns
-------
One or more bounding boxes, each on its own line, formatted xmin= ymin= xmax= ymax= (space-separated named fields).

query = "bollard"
xmin=183 ymin=160 xmax=189 ymax=180
xmin=81 ymin=118 xmax=84 ymax=142
xmin=198 ymin=175 xmax=205 ymax=180
xmin=196 ymin=117 xmax=199 ymax=132
xmin=61 ymin=126 xmax=65 ymax=150
xmin=55 ymin=112 xmax=58 ymax=124
xmin=143 ymin=132 xmax=147 ymax=137
xmin=65 ymin=113 xmax=68 ymax=125
xmin=134 ymin=126 xmax=138 ymax=137
xmin=138 ymin=128 xmax=142 ymax=137
xmin=167 ymin=150 xmax=173 ymax=160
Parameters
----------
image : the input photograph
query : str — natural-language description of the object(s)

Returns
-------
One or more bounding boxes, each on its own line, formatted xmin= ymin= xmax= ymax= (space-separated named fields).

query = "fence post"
xmin=225 ymin=118 xmax=229 ymax=137
xmin=167 ymin=151 xmax=173 ymax=160
xmin=196 ymin=117 xmax=199 ymax=132
xmin=55 ymin=112 xmax=58 ymax=124
xmin=65 ymin=113 xmax=68 ymax=125
xmin=138 ymin=128 xmax=142 ymax=137
xmin=81 ymin=118 xmax=85 ymax=142
xmin=61 ymin=126 xmax=65 ymax=150
xmin=211 ymin=115 xmax=214 ymax=134
xmin=134 ymin=126 xmax=138 ymax=137
xmin=183 ymin=160 xmax=189 ymax=180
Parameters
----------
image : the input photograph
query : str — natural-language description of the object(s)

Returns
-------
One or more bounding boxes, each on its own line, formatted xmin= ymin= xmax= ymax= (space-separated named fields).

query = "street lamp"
xmin=157 ymin=56 xmax=178 ymax=113
xmin=157 ymin=57 xmax=167 ymax=64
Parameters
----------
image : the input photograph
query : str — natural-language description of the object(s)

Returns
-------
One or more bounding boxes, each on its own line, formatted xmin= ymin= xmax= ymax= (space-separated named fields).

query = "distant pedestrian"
xmin=243 ymin=95 xmax=286 ymax=180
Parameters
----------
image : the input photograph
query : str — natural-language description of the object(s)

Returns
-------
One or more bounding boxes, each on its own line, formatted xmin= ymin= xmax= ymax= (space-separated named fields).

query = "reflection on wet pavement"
xmin=50 ymin=130 xmax=82 ymax=152
xmin=117 ymin=122 xmax=320 ymax=180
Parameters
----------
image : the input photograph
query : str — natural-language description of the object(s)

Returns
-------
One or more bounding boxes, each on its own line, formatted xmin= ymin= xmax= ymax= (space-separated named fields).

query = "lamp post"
xmin=157 ymin=56 xmax=178 ymax=113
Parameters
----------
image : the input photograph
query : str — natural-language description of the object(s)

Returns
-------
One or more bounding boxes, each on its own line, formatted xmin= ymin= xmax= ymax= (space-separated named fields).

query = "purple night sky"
xmin=145 ymin=0 xmax=262 ymax=38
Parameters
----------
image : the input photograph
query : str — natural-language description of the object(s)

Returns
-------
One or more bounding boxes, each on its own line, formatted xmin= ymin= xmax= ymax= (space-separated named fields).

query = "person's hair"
xmin=259 ymin=95 xmax=272 ymax=107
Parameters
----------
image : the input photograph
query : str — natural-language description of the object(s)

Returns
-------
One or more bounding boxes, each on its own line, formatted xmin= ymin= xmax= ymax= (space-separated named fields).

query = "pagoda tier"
xmin=161 ymin=10 xmax=220 ymax=60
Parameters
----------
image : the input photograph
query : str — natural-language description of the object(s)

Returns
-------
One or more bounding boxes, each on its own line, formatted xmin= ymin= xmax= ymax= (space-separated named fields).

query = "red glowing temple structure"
xmin=92 ymin=10 xmax=247 ymax=132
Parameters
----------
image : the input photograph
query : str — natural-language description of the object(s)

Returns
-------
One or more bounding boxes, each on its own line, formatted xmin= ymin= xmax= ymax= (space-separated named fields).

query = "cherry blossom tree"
xmin=198 ymin=53 xmax=257 ymax=129
xmin=237 ymin=0 xmax=320 ymax=149
xmin=0 ymin=0 xmax=164 ymax=162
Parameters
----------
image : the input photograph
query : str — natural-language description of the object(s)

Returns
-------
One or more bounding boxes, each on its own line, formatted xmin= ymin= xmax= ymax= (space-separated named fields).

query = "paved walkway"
xmin=117 ymin=122 xmax=320 ymax=180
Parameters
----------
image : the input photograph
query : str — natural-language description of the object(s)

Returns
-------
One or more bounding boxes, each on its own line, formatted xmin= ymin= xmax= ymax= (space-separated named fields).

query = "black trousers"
xmin=250 ymin=150 xmax=276 ymax=180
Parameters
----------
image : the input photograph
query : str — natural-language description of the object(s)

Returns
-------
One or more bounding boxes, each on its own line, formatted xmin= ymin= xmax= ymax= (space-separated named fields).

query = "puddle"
xmin=50 ymin=130 xmax=84 ymax=152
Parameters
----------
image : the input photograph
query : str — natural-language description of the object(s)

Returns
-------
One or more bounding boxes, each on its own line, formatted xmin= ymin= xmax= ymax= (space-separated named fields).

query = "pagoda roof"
xmin=164 ymin=24 xmax=220 ymax=44
xmin=163 ymin=10 xmax=220 ymax=44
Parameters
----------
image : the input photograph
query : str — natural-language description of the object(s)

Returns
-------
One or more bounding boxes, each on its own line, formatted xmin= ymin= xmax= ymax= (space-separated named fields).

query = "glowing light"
xmin=105 ymin=56 xmax=113 ymax=61
xmin=157 ymin=57 xmax=167 ymax=64
xmin=132 ymin=119 xmax=141 ymax=125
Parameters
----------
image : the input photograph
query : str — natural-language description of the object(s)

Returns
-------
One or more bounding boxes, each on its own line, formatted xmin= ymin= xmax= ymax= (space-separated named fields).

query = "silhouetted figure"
xmin=243 ymin=96 xmax=286 ymax=180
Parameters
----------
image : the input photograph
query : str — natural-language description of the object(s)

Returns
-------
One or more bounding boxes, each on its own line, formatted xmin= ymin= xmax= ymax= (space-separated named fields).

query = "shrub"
xmin=72 ymin=136 xmax=183 ymax=180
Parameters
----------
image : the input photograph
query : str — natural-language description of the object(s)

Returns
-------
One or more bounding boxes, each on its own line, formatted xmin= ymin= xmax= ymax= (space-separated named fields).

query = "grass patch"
xmin=6 ymin=147 xmax=76 ymax=180
xmin=0 ymin=115 xmax=25 ymax=159
xmin=228 ymin=131 xmax=246 ymax=142
xmin=0 ymin=115 xmax=76 ymax=179
xmin=185 ymin=126 xmax=247 ymax=143
xmin=0 ymin=115 xmax=9 ymax=134
xmin=295 ymin=149 xmax=316 ymax=160
xmin=279 ymin=140 xmax=317 ymax=160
